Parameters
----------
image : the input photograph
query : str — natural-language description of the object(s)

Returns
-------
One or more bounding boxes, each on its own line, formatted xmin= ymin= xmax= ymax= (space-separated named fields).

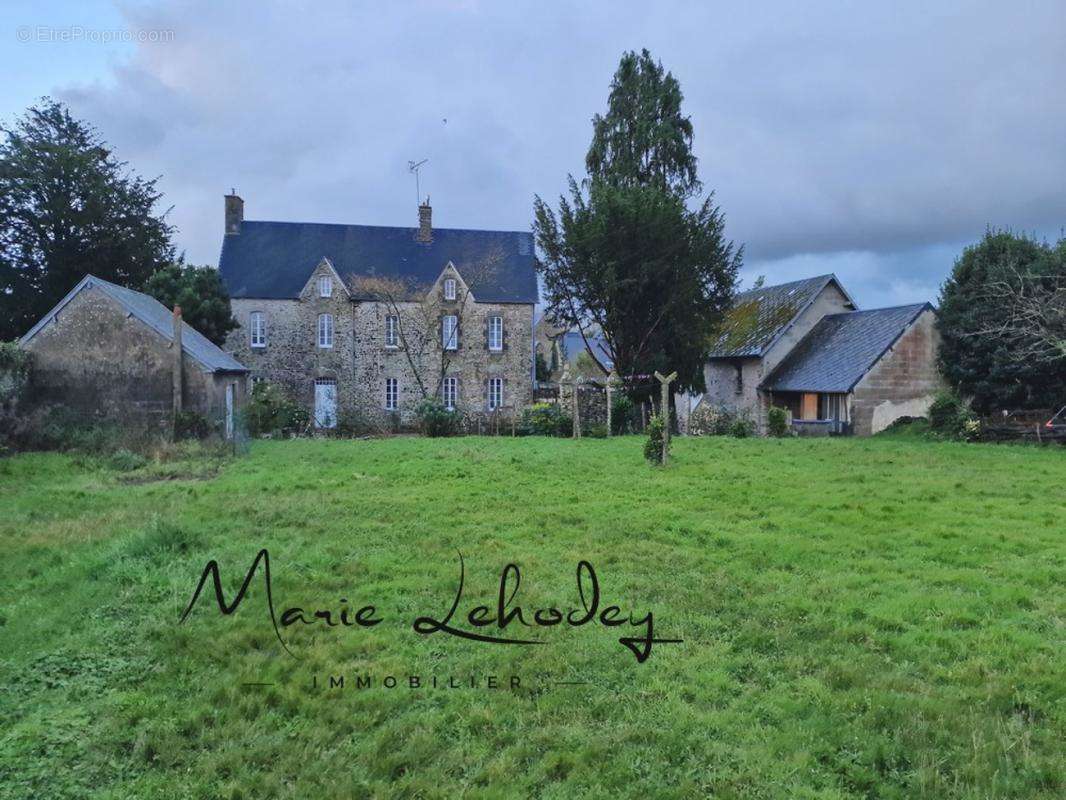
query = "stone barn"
xmin=20 ymin=275 xmax=249 ymax=435
xmin=702 ymin=275 xmax=943 ymax=435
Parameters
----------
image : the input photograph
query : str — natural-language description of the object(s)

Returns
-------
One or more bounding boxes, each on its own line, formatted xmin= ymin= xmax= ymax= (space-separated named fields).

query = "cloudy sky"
xmin=3 ymin=1 xmax=1064 ymax=307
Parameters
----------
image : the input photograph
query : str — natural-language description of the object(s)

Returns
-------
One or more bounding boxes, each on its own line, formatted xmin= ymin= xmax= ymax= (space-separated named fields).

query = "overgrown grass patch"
xmin=0 ymin=436 xmax=1063 ymax=798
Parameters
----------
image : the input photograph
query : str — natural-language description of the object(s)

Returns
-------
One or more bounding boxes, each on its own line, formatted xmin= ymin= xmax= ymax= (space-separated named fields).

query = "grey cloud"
xmin=49 ymin=1 xmax=1065 ymax=304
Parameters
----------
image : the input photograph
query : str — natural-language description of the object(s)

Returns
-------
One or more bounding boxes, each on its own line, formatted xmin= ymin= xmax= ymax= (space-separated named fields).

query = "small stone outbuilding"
xmin=702 ymin=274 xmax=943 ymax=435
xmin=20 ymin=274 xmax=249 ymax=435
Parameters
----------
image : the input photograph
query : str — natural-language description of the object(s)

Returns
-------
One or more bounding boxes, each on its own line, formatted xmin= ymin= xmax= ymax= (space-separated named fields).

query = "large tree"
xmin=938 ymin=230 xmax=1066 ymax=411
xmin=144 ymin=262 xmax=238 ymax=346
xmin=0 ymin=99 xmax=174 ymax=340
xmin=534 ymin=49 xmax=740 ymax=396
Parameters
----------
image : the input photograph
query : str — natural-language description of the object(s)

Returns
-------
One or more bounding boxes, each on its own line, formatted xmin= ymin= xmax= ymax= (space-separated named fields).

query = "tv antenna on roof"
xmin=407 ymin=159 xmax=428 ymax=206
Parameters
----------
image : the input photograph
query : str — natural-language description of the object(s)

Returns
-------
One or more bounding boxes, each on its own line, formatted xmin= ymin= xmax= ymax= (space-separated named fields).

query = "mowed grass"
xmin=0 ymin=435 xmax=1063 ymax=799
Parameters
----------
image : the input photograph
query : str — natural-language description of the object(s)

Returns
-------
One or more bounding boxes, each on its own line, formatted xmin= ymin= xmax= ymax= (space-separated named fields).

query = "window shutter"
xmin=483 ymin=316 xmax=489 ymax=350
xmin=502 ymin=317 xmax=509 ymax=351
xmin=456 ymin=315 xmax=462 ymax=350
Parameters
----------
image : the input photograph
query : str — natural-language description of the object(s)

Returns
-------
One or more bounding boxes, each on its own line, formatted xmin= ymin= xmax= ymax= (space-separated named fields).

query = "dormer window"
xmin=318 ymin=276 xmax=332 ymax=298
xmin=443 ymin=278 xmax=457 ymax=301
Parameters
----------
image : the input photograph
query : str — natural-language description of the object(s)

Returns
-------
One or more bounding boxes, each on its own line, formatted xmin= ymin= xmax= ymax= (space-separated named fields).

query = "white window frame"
xmin=442 ymin=314 xmax=458 ymax=350
xmin=318 ymin=275 xmax=332 ymax=298
xmin=442 ymin=376 xmax=458 ymax=410
xmin=385 ymin=314 xmax=399 ymax=348
xmin=488 ymin=376 xmax=503 ymax=410
xmin=488 ymin=315 xmax=503 ymax=351
xmin=317 ymin=313 xmax=334 ymax=348
xmin=250 ymin=311 xmax=266 ymax=348
xmin=443 ymin=278 xmax=457 ymax=301
xmin=385 ymin=377 xmax=398 ymax=411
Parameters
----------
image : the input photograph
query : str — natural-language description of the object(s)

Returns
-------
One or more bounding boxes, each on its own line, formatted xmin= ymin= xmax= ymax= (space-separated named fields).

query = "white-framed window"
xmin=250 ymin=311 xmax=266 ymax=348
xmin=318 ymin=275 xmax=332 ymax=298
xmin=317 ymin=313 xmax=333 ymax=348
xmin=488 ymin=315 xmax=503 ymax=351
xmin=385 ymin=314 xmax=399 ymax=347
xmin=442 ymin=376 xmax=458 ymax=410
xmin=488 ymin=376 xmax=503 ymax=410
xmin=443 ymin=278 xmax=457 ymax=300
xmin=385 ymin=377 xmax=398 ymax=411
xmin=442 ymin=314 xmax=458 ymax=350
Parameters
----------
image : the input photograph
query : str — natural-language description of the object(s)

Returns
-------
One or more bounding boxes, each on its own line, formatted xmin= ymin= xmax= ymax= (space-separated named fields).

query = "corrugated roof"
xmin=21 ymin=275 xmax=248 ymax=374
xmin=708 ymin=274 xmax=850 ymax=358
xmin=219 ymin=220 xmax=538 ymax=303
xmin=761 ymin=303 xmax=932 ymax=393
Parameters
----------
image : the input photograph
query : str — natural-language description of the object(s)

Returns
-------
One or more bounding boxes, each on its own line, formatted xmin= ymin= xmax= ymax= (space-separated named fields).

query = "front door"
xmin=314 ymin=379 xmax=337 ymax=429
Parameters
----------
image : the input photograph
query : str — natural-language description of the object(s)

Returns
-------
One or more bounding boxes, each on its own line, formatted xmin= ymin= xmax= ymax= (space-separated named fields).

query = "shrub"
xmin=610 ymin=393 xmax=635 ymax=435
xmin=928 ymin=390 xmax=980 ymax=441
xmin=0 ymin=342 xmax=32 ymax=413
xmin=415 ymin=398 xmax=460 ymax=437
xmin=107 ymin=448 xmax=148 ymax=472
xmin=767 ymin=406 xmax=790 ymax=438
xmin=688 ymin=404 xmax=735 ymax=436
xmin=173 ymin=410 xmax=211 ymax=441
xmin=519 ymin=402 xmax=572 ymax=437
xmin=643 ymin=414 xmax=667 ymax=464
xmin=585 ymin=423 xmax=607 ymax=439
xmin=245 ymin=381 xmax=309 ymax=436
xmin=729 ymin=415 xmax=757 ymax=438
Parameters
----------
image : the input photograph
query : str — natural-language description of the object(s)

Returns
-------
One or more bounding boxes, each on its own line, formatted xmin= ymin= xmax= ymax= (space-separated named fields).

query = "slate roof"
xmin=709 ymin=274 xmax=854 ymax=358
xmin=561 ymin=331 xmax=614 ymax=370
xmin=219 ymin=220 xmax=538 ymax=303
xmin=761 ymin=303 xmax=932 ymax=393
xmin=21 ymin=274 xmax=248 ymax=373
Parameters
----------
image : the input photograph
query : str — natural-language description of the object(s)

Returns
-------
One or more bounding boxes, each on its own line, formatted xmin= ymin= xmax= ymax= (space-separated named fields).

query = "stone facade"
xmin=227 ymin=260 xmax=534 ymax=427
xmin=703 ymin=280 xmax=854 ymax=431
xmin=23 ymin=284 xmax=247 ymax=426
xmin=850 ymin=309 xmax=942 ymax=435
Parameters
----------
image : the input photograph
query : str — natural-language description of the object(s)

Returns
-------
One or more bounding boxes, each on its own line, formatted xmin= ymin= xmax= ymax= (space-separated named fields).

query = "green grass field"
xmin=1 ymin=435 xmax=1063 ymax=799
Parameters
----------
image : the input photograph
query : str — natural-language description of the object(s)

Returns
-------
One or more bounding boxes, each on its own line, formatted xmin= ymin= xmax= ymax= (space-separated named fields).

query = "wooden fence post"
xmin=654 ymin=370 xmax=677 ymax=465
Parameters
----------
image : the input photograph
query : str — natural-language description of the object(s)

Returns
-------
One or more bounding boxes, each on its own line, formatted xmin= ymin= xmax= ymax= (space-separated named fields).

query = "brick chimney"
xmin=416 ymin=197 xmax=432 ymax=243
xmin=172 ymin=305 xmax=184 ymax=418
xmin=225 ymin=190 xmax=243 ymax=235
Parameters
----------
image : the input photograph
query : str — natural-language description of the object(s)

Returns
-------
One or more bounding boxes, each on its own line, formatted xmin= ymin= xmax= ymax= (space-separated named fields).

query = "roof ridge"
xmin=242 ymin=219 xmax=532 ymax=237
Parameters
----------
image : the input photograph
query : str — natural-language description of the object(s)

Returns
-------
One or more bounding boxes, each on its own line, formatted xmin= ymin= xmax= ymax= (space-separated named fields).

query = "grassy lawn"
xmin=0 ymin=435 xmax=1063 ymax=799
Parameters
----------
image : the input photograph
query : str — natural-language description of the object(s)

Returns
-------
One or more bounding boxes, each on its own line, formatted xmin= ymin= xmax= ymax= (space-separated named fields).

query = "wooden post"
xmin=654 ymin=371 xmax=677 ymax=465
xmin=606 ymin=369 xmax=620 ymax=436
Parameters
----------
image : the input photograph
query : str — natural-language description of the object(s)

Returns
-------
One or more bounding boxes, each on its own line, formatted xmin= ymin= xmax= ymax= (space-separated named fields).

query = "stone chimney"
xmin=225 ymin=190 xmax=244 ymax=235
xmin=172 ymin=305 xmax=184 ymax=417
xmin=416 ymin=197 xmax=432 ymax=243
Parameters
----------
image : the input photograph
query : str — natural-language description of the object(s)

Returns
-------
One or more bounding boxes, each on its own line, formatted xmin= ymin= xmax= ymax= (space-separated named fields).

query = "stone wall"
xmin=22 ymin=286 xmax=244 ymax=424
xmin=850 ymin=309 xmax=943 ymax=436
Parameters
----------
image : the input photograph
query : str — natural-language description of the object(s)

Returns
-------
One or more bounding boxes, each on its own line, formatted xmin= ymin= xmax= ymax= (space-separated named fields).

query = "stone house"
xmin=20 ymin=274 xmax=249 ymax=434
xmin=702 ymin=274 xmax=942 ymax=435
xmin=219 ymin=194 xmax=538 ymax=427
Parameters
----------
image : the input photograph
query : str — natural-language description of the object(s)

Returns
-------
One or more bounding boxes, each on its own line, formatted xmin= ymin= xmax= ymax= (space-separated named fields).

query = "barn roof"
xmin=761 ymin=303 xmax=932 ymax=393
xmin=708 ymin=274 xmax=855 ymax=358
xmin=219 ymin=220 xmax=538 ymax=303
xmin=21 ymin=275 xmax=248 ymax=374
